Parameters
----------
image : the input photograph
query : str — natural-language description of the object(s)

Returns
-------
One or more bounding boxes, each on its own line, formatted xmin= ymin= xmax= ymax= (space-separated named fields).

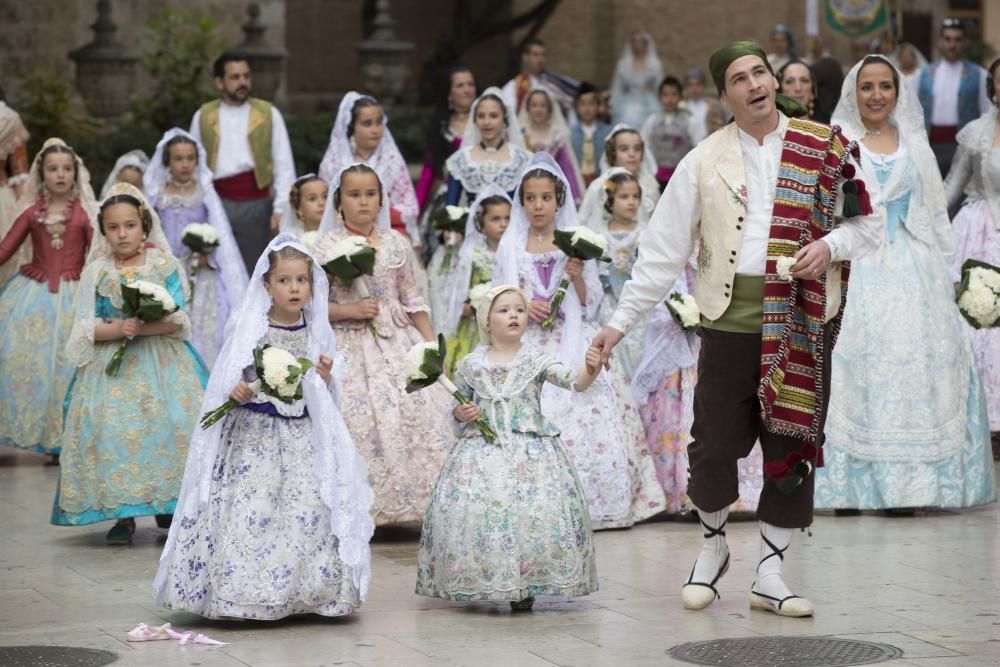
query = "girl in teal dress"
xmin=436 ymin=184 xmax=511 ymax=376
xmin=53 ymin=183 xmax=208 ymax=544
xmin=416 ymin=285 xmax=601 ymax=610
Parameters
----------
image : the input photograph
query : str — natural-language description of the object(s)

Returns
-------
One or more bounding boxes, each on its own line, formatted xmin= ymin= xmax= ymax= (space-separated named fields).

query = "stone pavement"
xmin=1 ymin=449 xmax=996 ymax=667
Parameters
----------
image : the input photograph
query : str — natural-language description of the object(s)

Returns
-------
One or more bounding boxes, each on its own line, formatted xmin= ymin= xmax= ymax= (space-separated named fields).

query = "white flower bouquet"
xmin=467 ymin=283 xmax=490 ymax=314
xmin=181 ymin=223 xmax=220 ymax=301
xmin=105 ymin=280 xmax=179 ymax=376
xmin=200 ymin=343 xmax=314 ymax=429
xmin=544 ymin=226 xmax=611 ymax=329
xmin=320 ymin=236 xmax=378 ymax=336
xmin=432 ymin=205 xmax=469 ymax=271
xmin=404 ymin=334 xmax=496 ymax=442
xmin=956 ymin=259 xmax=1000 ymax=329
xmin=666 ymin=293 xmax=701 ymax=331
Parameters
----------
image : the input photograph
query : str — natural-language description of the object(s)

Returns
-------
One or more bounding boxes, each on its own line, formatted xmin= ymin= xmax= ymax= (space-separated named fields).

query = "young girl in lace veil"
xmin=518 ymin=87 xmax=585 ymax=201
xmin=815 ymin=55 xmax=995 ymax=511
xmin=145 ymin=128 xmax=248 ymax=367
xmin=578 ymin=124 xmax=660 ymax=230
xmin=0 ymin=139 xmax=98 ymax=457
xmin=445 ymin=87 xmax=531 ymax=207
xmin=278 ymin=173 xmax=328 ymax=251
xmin=492 ymin=153 xmax=666 ymax=528
xmin=100 ymin=149 xmax=149 ymax=198
xmin=430 ymin=184 xmax=511 ymax=373
xmin=416 ymin=285 xmax=600 ymax=610
xmin=316 ymin=163 xmax=454 ymax=525
xmin=318 ymin=92 xmax=420 ymax=247
xmin=154 ymin=234 xmax=374 ymax=619
xmin=610 ymin=31 xmax=664 ymax=129
xmin=53 ymin=183 xmax=208 ymax=544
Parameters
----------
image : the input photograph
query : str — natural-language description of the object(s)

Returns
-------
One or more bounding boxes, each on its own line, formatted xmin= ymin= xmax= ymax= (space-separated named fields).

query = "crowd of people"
xmin=0 ymin=18 xmax=997 ymax=623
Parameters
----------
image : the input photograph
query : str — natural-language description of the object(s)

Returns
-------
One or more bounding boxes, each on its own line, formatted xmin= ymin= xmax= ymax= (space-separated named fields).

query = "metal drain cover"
xmin=669 ymin=636 xmax=902 ymax=666
xmin=0 ymin=646 xmax=118 ymax=667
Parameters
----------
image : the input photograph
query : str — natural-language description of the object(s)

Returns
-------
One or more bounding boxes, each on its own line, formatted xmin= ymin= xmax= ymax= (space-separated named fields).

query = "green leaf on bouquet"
xmin=181 ymin=232 xmax=220 ymax=255
xmin=431 ymin=207 xmax=468 ymax=234
xmin=322 ymin=245 xmax=376 ymax=288
xmin=552 ymin=229 xmax=611 ymax=262
xmin=405 ymin=333 xmax=446 ymax=393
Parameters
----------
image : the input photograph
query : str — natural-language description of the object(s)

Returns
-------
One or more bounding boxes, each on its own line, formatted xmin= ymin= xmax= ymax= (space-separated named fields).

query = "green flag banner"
xmin=825 ymin=0 xmax=888 ymax=37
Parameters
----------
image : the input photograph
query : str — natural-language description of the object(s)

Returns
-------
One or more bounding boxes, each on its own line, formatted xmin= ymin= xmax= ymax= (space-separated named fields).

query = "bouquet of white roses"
xmin=666 ymin=293 xmax=701 ymax=331
xmin=956 ymin=259 xmax=1000 ymax=329
xmin=432 ymin=205 xmax=469 ymax=271
xmin=404 ymin=335 xmax=496 ymax=443
xmin=467 ymin=283 xmax=490 ymax=314
xmin=181 ymin=223 xmax=220 ymax=300
xmin=200 ymin=343 xmax=315 ymax=429
xmin=320 ymin=236 xmax=378 ymax=336
xmin=543 ymin=226 xmax=611 ymax=329
xmin=105 ymin=280 xmax=179 ymax=376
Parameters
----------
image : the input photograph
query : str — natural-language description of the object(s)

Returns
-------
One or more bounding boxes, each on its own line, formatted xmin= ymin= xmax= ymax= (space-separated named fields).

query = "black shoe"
xmin=107 ymin=519 xmax=135 ymax=545
xmin=834 ymin=509 xmax=861 ymax=517
xmin=154 ymin=514 xmax=173 ymax=529
xmin=45 ymin=454 xmax=60 ymax=466
xmin=510 ymin=597 xmax=534 ymax=611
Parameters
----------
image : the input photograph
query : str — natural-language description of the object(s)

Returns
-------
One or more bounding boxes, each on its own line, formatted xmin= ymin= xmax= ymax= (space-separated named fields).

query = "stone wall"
xmin=0 ymin=0 xmax=286 ymax=103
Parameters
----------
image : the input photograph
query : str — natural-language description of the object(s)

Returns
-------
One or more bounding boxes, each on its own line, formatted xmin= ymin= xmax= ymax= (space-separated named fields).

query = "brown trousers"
xmin=687 ymin=327 xmax=832 ymax=528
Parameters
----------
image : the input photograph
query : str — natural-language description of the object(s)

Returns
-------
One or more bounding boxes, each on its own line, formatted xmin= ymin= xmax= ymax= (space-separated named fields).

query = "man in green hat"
xmin=593 ymin=41 xmax=883 ymax=618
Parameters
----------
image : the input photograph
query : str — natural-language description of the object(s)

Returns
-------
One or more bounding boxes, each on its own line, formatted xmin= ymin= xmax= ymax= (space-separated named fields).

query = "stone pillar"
xmin=356 ymin=0 xmax=414 ymax=102
xmin=237 ymin=2 xmax=287 ymax=102
xmin=68 ymin=0 xmax=138 ymax=118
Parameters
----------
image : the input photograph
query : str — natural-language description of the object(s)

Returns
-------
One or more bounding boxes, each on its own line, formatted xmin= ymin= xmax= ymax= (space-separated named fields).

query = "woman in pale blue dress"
xmin=816 ymin=56 xmax=995 ymax=510
xmin=610 ymin=31 xmax=663 ymax=130
xmin=53 ymin=183 xmax=208 ymax=543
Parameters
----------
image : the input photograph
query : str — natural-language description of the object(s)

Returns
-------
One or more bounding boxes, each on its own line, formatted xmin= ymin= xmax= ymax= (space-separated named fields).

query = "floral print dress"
xmin=415 ymin=347 xmax=597 ymax=601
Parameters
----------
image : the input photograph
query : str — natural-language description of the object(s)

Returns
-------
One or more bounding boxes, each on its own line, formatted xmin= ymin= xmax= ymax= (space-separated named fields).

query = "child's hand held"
xmin=229 ymin=381 xmax=255 ymax=403
xmin=453 ymin=403 xmax=479 ymax=423
xmin=316 ymin=354 xmax=334 ymax=383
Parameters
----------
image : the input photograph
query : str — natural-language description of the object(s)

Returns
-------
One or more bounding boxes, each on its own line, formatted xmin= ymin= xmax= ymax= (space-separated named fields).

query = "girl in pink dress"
xmin=315 ymin=163 xmax=454 ymax=525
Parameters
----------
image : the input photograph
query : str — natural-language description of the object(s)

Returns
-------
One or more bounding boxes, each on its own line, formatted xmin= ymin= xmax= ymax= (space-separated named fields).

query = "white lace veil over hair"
xmin=831 ymin=55 xmax=947 ymax=251
xmin=153 ymin=234 xmax=375 ymax=601
xmin=518 ymin=86 xmax=586 ymax=197
xmin=278 ymin=173 xmax=326 ymax=236
xmin=317 ymin=91 xmax=407 ymax=189
xmin=65 ymin=182 xmax=188 ymax=368
xmin=10 ymin=137 xmax=99 ymax=269
xmin=317 ymin=162 xmax=392 ymax=237
xmin=14 ymin=137 xmax=99 ymax=223
xmin=440 ymin=184 xmax=512 ymax=336
xmin=100 ymin=149 xmax=150 ymax=199
xmin=145 ymin=127 xmax=249 ymax=303
xmin=617 ymin=30 xmax=663 ymax=75
xmin=475 ymin=284 xmax=528 ymax=346
xmin=461 ymin=86 xmax=526 ymax=149
xmin=493 ymin=152 xmax=597 ymax=368
xmin=583 ymin=166 xmax=647 ymax=233
xmin=598 ymin=123 xmax=658 ymax=175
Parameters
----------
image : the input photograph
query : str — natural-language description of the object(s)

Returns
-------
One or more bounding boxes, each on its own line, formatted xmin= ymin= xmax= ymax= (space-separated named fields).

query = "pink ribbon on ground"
xmin=127 ymin=622 xmax=228 ymax=646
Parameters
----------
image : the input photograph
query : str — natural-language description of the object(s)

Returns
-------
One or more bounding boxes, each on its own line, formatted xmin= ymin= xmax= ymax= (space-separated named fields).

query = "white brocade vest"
xmin=691 ymin=123 xmax=843 ymax=323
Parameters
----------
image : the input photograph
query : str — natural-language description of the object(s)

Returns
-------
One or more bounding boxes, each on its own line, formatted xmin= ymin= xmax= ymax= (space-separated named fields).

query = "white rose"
xmin=568 ymin=226 xmax=608 ymax=253
xmin=776 ymin=256 xmax=796 ymax=281
xmin=404 ymin=340 xmax=439 ymax=380
xmin=958 ymin=285 xmax=998 ymax=326
xmin=670 ymin=294 xmax=701 ymax=329
xmin=261 ymin=346 xmax=299 ymax=389
xmin=131 ymin=280 xmax=177 ymax=312
xmin=322 ymin=235 xmax=370 ymax=264
xmin=444 ymin=205 xmax=467 ymax=222
xmin=468 ymin=284 xmax=490 ymax=309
